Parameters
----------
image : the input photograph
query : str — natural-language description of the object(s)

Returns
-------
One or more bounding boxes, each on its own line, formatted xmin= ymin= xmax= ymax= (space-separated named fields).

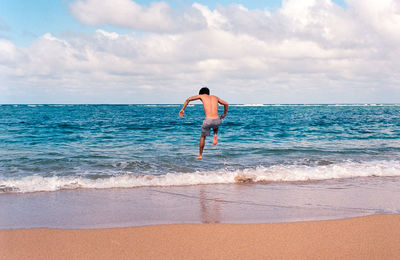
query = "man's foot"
xmin=213 ymin=135 xmax=218 ymax=146
xmin=196 ymin=155 xmax=203 ymax=159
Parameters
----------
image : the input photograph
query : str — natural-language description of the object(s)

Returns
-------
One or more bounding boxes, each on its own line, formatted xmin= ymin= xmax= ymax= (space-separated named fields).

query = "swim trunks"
xmin=201 ymin=117 xmax=221 ymax=136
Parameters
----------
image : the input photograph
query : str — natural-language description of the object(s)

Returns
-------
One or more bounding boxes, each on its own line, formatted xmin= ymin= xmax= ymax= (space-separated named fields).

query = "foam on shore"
xmin=1 ymin=160 xmax=400 ymax=193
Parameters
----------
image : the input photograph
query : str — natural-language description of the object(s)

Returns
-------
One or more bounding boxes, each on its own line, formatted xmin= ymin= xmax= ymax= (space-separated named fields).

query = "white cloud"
xmin=69 ymin=0 xmax=206 ymax=32
xmin=70 ymin=0 xmax=172 ymax=31
xmin=0 ymin=39 xmax=18 ymax=63
xmin=1 ymin=0 xmax=400 ymax=103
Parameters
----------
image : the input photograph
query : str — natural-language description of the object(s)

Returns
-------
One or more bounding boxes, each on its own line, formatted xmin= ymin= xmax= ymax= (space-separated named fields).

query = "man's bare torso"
xmin=199 ymin=95 xmax=220 ymax=119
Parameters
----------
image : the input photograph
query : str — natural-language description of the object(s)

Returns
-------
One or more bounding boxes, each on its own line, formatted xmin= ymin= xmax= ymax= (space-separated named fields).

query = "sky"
xmin=0 ymin=0 xmax=399 ymax=104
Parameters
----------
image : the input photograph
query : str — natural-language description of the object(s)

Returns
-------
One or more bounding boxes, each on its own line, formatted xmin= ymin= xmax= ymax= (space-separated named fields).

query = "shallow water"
xmin=1 ymin=177 xmax=399 ymax=228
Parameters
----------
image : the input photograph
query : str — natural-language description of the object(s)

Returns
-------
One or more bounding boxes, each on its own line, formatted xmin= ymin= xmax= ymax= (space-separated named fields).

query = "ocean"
xmin=1 ymin=104 xmax=400 ymax=192
xmin=1 ymin=104 xmax=400 ymax=227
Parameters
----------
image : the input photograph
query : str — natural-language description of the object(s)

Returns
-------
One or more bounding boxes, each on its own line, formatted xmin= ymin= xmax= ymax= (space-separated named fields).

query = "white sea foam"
xmin=332 ymin=103 xmax=398 ymax=106
xmin=144 ymin=104 xmax=180 ymax=107
xmin=1 ymin=160 xmax=400 ymax=193
xmin=231 ymin=104 xmax=267 ymax=107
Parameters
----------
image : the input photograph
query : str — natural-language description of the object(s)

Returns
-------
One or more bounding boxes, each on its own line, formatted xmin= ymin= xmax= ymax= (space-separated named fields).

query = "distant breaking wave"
xmin=3 ymin=104 xmax=399 ymax=108
xmin=230 ymin=104 xmax=400 ymax=107
xmin=1 ymin=160 xmax=400 ymax=193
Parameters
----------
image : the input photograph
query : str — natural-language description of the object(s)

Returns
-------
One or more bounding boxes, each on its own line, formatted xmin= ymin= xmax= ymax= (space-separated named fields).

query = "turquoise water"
xmin=1 ymin=104 xmax=400 ymax=193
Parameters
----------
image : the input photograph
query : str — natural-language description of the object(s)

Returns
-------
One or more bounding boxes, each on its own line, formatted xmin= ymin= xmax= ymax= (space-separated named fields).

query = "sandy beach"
xmin=1 ymin=214 xmax=399 ymax=260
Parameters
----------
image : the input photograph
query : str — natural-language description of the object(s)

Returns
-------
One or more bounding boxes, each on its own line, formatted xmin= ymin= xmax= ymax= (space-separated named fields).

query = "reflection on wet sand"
xmin=199 ymin=187 xmax=221 ymax=224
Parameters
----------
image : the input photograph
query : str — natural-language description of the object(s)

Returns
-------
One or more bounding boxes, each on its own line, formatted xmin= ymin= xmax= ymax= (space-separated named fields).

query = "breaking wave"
xmin=1 ymin=160 xmax=400 ymax=193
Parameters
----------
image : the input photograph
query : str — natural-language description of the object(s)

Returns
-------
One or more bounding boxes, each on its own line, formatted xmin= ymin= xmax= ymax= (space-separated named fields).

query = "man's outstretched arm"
xmin=218 ymin=98 xmax=229 ymax=119
xmin=179 ymin=95 xmax=201 ymax=117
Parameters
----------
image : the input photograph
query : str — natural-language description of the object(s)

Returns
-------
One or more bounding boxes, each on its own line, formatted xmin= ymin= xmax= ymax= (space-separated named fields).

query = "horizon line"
xmin=1 ymin=103 xmax=400 ymax=106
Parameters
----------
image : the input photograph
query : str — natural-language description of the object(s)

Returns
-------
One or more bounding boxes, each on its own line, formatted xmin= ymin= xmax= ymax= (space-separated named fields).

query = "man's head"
xmin=199 ymin=87 xmax=210 ymax=95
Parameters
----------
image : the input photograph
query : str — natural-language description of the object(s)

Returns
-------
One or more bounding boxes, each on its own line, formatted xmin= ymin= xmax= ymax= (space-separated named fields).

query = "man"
xmin=179 ymin=87 xmax=229 ymax=159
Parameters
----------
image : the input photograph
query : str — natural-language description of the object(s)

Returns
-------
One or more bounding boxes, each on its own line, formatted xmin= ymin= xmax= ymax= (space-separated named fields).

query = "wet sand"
xmin=2 ymin=178 xmax=400 ymax=229
xmin=1 ymin=214 xmax=399 ymax=260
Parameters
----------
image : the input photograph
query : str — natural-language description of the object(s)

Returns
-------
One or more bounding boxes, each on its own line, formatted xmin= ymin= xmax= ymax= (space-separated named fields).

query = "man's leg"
xmin=197 ymin=135 xmax=206 ymax=159
xmin=213 ymin=128 xmax=218 ymax=146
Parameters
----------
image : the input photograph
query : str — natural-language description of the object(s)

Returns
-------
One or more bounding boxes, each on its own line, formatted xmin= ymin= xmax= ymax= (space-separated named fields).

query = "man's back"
xmin=200 ymin=95 xmax=220 ymax=119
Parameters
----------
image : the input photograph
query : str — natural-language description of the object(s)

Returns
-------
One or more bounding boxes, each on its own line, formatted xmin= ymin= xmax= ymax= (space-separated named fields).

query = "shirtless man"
xmin=179 ymin=87 xmax=229 ymax=159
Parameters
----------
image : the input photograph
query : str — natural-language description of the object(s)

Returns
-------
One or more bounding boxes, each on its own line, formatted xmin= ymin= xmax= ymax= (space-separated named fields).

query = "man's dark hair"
xmin=199 ymin=87 xmax=210 ymax=95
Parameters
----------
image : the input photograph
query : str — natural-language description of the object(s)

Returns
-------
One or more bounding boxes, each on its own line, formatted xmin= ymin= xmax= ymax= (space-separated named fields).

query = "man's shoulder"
xmin=200 ymin=94 xmax=218 ymax=99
